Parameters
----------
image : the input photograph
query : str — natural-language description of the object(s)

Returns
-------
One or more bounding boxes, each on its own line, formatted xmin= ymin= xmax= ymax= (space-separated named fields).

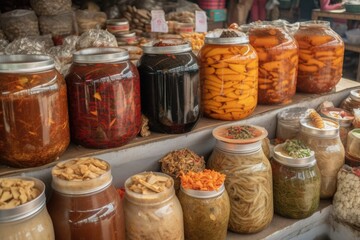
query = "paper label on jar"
xmin=195 ymin=11 xmax=207 ymax=32
xmin=151 ymin=10 xmax=168 ymax=33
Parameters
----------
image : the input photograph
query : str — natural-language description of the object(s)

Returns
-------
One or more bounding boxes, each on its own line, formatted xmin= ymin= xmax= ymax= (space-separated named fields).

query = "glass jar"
xmin=0 ymin=177 xmax=55 ymax=240
xmin=294 ymin=21 xmax=344 ymax=93
xmin=298 ymin=118 xmax=345 ymax=198
xmin=47 ymin=157 xmax=125 ymax=240
xmin=249 ymin=24 xmax=298 ymax=104
xmin=199 ymin=29 xmax=258 ymax=120
xmin=271 ymin=143 xmax=321 ymax=219
xmin=124 ymin=172 xmax=184 ymax=240
xmin=138 ymin=40 xmax=200 ymax=133
xmin=0 ymin=55 xmax=70 ymax=167
xmin=340 ymin=89 xmax=360 ymax=114
xmin=207 ymin=124 xmax=273 ymax=233
xmin=116 ymin=31 xmax=138 ymax=46
xmin=346 ymin=129 xmax=360 ymax=166
xmin=276 ymin=107 xmax=308 ymax=142
xmin=66 ymin=48 xmax=141 ymax=148
xmin=106 ymin=19 xmax=129 ymax=35
xmin=177 ymin=184 xmax=230 ymax=240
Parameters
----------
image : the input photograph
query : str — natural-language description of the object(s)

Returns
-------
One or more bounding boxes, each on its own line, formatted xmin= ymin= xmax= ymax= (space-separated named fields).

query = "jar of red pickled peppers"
xmin=0 ymin=55 xmax=70 ymax=167
xmin=66 ymin=48 xmax=141 ymax=148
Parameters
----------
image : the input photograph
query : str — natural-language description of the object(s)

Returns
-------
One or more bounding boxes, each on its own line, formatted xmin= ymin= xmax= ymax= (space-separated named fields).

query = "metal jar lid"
xmin=205 ymin=29 xmax=249 ymax=45
xmin=142 ymin=39 xmax=192 ymax=54
xmin=300 ymin=118 xmax=339 ymax=138
xmin=277 ymin=107 xmax=308 ymax=123
xmin=73 ymin=47 xmax=129 ymax=63
xmin=0 ymin=55 xmax=55 ymax=73
xmin=106 ymin=18 xmax=129 ymax=26
xmin=0 ymin=177 xmax=46 ymax=223
xmin=273 ymin=143 xmax=316 ymax=168
xmin=215 ymin=140 xmax=262 ymax=154
xmin=116 ymin=31 xmax=136 ymax=38
xmin=350 ymin=89 xmax=360 ymax=102
xmin=180 ymin=183 xmax=225 ymax=199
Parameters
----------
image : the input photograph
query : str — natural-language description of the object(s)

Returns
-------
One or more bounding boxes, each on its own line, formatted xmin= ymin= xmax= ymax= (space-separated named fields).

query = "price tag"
xmin=195 ymin=11 xmax=207 ymax=33
xmin=151 ymin=10 xmax=168 ymax=33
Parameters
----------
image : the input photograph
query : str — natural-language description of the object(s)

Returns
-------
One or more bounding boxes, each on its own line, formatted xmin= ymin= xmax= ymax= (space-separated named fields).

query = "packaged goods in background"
xmin=75 ymin=10 xmax=107 ymax=34
xmin=76 ymin=29 xmax=118 ymax=50
xmin=30 ymin=0 xmax=72 ymax=16
xmin=39 ymin=11 xmax=77 ymax=37
xmin=340 ymin=89 xmax=360 ymax=114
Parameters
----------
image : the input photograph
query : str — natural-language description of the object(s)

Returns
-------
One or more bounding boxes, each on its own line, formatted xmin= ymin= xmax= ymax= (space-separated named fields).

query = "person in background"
xmin=251 ymin=0 xmax=267 ymax=21
xmin=319 ymin=0 xmax=347 ymax=36
xmin=227 ymin=0 xmax=254 ymax=25
xmin=319 ymin=0 xmax=343 ymax=10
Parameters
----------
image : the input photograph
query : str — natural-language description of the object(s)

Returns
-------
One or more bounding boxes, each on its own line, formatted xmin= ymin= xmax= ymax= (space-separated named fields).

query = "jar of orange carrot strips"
xmin=248 ymin=23 xmax=298 ymax=104
xmin=199 ymin=29 xmax=258 ymax=121
xmin=294 ymin=21 xmax=344 ymax=94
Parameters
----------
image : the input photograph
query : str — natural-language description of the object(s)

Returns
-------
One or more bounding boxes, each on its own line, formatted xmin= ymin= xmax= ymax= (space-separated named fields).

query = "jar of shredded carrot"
xmin=199 ymin=29 xmax=258 ymax=121
xmin=249 ymin=23 xmax=298 ymax=104
xmin=294 ymin=21 xmax=344 ymax=94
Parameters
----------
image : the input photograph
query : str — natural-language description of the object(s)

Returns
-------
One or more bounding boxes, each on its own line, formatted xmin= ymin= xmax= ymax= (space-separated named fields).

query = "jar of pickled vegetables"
xmin=207 ymin=124 xmax=273 ymax=233
xmin=298 ymin=118 xmax=345 ymax=198
xmin=346 ymin=129 xmax=360 ymax=166
xmin=294 ymin=21 xmax=344 ymax=93
xmin=199 ymin=29 xmax=258 ymax=120
xmin=271 ymin=140 xmax=321 ymax=219
xmin=124 ymin=172 xmax=184 ymax=240
xmin=66 ymin=48 xmax=141 ymax=148
xmin=340 ymin=89 xmax=360 ymax=114
xmin=276 ymin=107 xmax=308 ymax=142
xmin=0 ymin=55 xmax=70 ymax=167
xmin=138 ymin=40 xmax=200 ymax=134
xmin=248 ymin=24 xmax=298 ymax=104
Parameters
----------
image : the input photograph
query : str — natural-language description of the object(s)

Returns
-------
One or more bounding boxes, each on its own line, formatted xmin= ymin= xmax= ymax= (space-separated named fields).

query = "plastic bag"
xmin=27 ymin=34 xmax=54 ymax=49
xmin=30 ymin=0 xmax=72 ymax=16
xmin=75 ymin=10 xmax=107 ymax=34
xmin=0 ymin=30 xmax=7 ymax=41
xmin=0 ymin=39 xmax=9 ymax=54
xmin=39 ymin=11 xmax=78 ymax=37
xmin=4 ymin=37 xmax=46 ymax=55
xmin=76 ymin=29 xmax=118 ymax=50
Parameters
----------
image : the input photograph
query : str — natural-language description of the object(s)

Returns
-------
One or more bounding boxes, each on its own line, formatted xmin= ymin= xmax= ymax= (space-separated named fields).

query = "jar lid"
xmin=0 ymin=177 xmax=46 ymax=223
xmin=0 ymin=55 xmax=55 ymax=73
xmin=142 ymin=39 xmax=192 ymax=54
xmin=73 ymin=47 xmax=129 ymax=63
xmin=300 ymin=20 xmax=330 ymax=27
xmin=212 ymin=124 xmax=268 ymax=144
xmin=106 ymin=18 xmax=129 ymax=26
xmin=180 ymin=183 xmax=225 ymax=199
xmin=300 ymin=118 xmax=339 ymax=138
xmin=273 ymin=143 xmax=316 ymax=168
xmin=277 ymin=107 xmax=308 ymax=122
xmin=350 ymin=89 xmax=360 ymax=102
xmin=205 ymin=29 xmax=249 ymax=45
xmin=116 ymin=31 xmax=136 ymax=38
xmin=320 ymin=107 xmax=354 ymax=127
xmin=215 ymin=139 xmax=262 ymax=154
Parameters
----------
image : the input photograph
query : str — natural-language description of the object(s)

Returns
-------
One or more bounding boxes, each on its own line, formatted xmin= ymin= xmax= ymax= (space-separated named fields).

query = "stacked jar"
xmin=248 ymin=23 xmax=298 ymax=104
xmin=294 ymin=21 xmax=344 ymax=93
xmin=199 ymin=29 xmax=258 ymax=120
xmin=66 ymin=48 xmax=141 ymax=148
xmin=340 ymin=89 xmax=360 ymax=114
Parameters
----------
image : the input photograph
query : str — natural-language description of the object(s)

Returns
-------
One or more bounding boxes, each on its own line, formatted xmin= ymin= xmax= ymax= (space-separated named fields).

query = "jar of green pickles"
xmin=271 ymin=140 xmax=321 ymax=219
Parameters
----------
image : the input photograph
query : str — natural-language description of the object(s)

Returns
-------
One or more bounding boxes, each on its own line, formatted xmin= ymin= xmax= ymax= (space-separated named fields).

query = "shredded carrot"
xmin=180 ymin=169 xmax=225 ymax=191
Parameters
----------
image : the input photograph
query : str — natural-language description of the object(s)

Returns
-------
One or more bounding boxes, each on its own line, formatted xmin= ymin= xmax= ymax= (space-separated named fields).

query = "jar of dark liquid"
xmin=138 ymin=40 xmax=200 ymax=134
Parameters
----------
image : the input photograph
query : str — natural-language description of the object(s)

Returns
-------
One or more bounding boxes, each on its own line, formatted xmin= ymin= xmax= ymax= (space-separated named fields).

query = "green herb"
xmin=283 ymin=139 xmax=311 ymax=158
xmin=226 ymin=125 xmax=255 ymax=139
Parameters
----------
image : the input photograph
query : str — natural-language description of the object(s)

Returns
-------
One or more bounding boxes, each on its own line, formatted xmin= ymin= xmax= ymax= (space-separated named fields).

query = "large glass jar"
xmin=0 ymin=55 xmax=70 ymax=167
xmin=124 ymin=172 xmax=184 ymax=240
xmin=207 ymin=124 xmax=273 ymax=233
xmin=346 ymin=129 xmax=360 ymax=166
xmin=47 ymin=157 xmax=125 ymax=240
xmin=138 ymin=40 xmax=200 ymax=134
xmin=177 ymin=184 xmax=230 ymax=240
xmin=249 ymin=24 xmax=298 ymax=104
xmin=0 ymin=177 xmax=55 ymax=240
xmin=298 ymin=118 xmax=345 ymax=198
xmin=294 ymin=21 xmax=344 ymax=93
xmin=271 ymin=143 xmax=321 ymax=219
xmin=199 ymin=29 xmax=258 ymax=120
xmin=66 ymin=48 xmax=141 ymax=149
xmin=340 ymin=89 xmax=360 ymax=114
xmin=276 ymin=107 xmax=308 ymax=142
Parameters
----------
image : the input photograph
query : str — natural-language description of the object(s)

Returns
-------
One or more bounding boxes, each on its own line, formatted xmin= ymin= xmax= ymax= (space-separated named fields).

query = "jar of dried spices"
xmin=0 ymin=55 xmax=70 ymax=167
xmin=66 ymin=48 xmax=141 ymax=149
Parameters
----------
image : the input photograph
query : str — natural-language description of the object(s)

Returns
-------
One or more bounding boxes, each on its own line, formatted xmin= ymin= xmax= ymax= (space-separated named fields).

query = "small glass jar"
xmin=249 ymin=24 xmax=298 ymax=104
xmin=294 ymin=21 xmax=344 ymax=93
xmin=298 ymin=118 xmax=345 ymax=199
xmin=47 ymin=158 xmax=125 ymax=240
xmin=340 ymin=89 xmax=360 ymax=114
xmin=345 ymin=129 xmax=360 ymax=166
xmin=177 ymin=184 xmax=230 ymax=240
xmin=115 ymin=31 xmax=138 ymax=46
xmin=0 ymin=55 xmax=70 ymax=167
xmin=106 ymin=19 xmax=130 ymax=35
xmin=138 ymin=40 xmax=200 ymax=134
xmin=207 ymin=124 xmax=273 ymax=234
xmin=66 ymin=48 xmax=141 ymax=148
xmin=271 ymin=144 xmax=321 ymax=219
xmin=124 ymin=172 xmax=184 ymax=240
xmin=276 ymin=107 xmax=308 ymax=141
xmin=0 ymin=177 xmax=55 ymax=240
xmin=199 ymin=29 xmax=258 ymax=120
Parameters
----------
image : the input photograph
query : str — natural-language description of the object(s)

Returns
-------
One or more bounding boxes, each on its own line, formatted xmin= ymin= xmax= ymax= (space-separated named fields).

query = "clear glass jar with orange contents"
xmin=294 ymin=21 xmax=344 ymax=94
xmin=249 ymin=24 xmax=298 ymax=104
xmin=199 ymin=29 xmax=258 ymax=120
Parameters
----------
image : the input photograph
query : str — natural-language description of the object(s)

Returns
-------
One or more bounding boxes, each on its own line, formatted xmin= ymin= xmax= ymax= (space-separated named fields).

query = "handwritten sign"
xmin=195 ymin=11 xmax=207 ymax=32
xmin=151 ymin=10 xmax=168 ymax=33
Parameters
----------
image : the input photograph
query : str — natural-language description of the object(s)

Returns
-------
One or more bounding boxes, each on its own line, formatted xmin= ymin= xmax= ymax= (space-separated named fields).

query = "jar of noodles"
xmin=199 ymin=29 xmax=258 ymax=120
xmin=47 ymin=157 xmax=125 ymax=240
xmin=276 ymin=107 xmax=308 ymax=142
xmin=207 ymin=124 xmax=273 ymax=233
xmin=177 ymin=170 xmax=230 ymax=240
xmin=66 ymin=48 xmax=141 ymax=148
xmin=340 ymin=89 xmax=360 ymax=114
xmin=138 ymin=40 xmax=200 ymax=134
xmin=298 ymin=117 xmax=345 ymax=199
xmin=248 ymin=23 xmax=298 ymax=104
xmin=345 ymin=129 xmax=360 ymax=167
xmin=0 ymin=177 xmax=55 ymax=240
xmin=271 ymin=140 xmax=321 ymax=219
xmin=294 ymin=21 xmax=344 ymax=93
xmin=0 ymin=55 xmax=70 ymax=167
xmin=124 ymin=172 xmax=184 ymax=240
